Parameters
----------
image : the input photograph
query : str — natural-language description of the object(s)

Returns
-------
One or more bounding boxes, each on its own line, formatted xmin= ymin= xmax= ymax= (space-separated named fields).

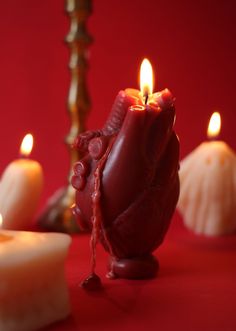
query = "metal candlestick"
xmin=38 ymin=0 xmax=93 ymax=233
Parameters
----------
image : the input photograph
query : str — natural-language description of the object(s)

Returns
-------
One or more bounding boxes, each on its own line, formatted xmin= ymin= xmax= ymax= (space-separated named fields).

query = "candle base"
xmin=108 ymin=255 xmax=159 ymax=280
xmin=37 ymin=186 xmax=81 ymax=233
xmin=37 ymin=0 xmax=93 ymax=234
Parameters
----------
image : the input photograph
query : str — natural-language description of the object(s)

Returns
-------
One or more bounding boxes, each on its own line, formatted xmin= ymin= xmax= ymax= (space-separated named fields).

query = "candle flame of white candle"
xmin=140 ymin=58 xmax=154 ymax=98
xmin=207 ymin=112 xmax=221 ymax=138
xmin=0 ymin=213 xmax=3 ymax=227
xmin=20 ymin=134 xmax=34 ymax=157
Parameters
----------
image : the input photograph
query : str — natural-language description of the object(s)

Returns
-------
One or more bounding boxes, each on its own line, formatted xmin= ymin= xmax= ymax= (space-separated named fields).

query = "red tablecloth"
xmin=43 ymin=214 xmax=236 ymax=331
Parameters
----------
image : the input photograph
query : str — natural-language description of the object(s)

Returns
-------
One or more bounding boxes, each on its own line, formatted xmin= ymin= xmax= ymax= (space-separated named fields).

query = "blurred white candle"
xmin=0 ymin=214 xmax=71 ymax=331
xmin=178 ymin=112 xmax=236 ymax=236
xmin=0 ymin=134 xmax=43 ymax=229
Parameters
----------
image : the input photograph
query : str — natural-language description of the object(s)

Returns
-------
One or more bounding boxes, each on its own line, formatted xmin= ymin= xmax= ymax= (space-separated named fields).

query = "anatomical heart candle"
xmin=72 ymin=59 xmax=179 ymax=284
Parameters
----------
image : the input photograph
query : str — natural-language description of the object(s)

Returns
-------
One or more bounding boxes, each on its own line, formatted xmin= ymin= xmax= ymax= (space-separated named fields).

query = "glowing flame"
xmin=207 ymin=112 xmax=221 ymax=138
xmin=20 ymin=134 xmax=33 ymax=157
xmin=0 ymin=214 xmax=2 ymax=227
xmin=140 ymin=58 xmax=153 ymax=100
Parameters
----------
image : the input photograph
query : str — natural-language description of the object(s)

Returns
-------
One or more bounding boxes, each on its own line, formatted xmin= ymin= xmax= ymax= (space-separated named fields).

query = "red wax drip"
xmin=89 ymin=136 xmax=116 ymax=274
xmin=80 ymin=273 xmax=103 ymax=291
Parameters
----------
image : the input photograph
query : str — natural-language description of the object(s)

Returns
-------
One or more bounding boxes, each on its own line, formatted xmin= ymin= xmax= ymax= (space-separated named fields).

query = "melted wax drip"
xmin=80 ymin=273 xmax=103 ymax=291
xmin=81 ymin=136 xmax=116 ymax=290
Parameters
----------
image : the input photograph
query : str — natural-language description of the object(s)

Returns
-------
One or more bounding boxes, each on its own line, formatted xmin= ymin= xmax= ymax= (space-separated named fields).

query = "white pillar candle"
xmin=0 ymin=216 xmax=71 ymax=331
xmin=0 ymin=134 xmax=43 ymax=229
xmin=178 ymin=112 xmax=236 ymax=236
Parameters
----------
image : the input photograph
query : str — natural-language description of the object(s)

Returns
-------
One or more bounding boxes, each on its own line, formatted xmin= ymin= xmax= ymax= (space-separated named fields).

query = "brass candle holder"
xmin=38 ymin=0 xmax=93 ymax=233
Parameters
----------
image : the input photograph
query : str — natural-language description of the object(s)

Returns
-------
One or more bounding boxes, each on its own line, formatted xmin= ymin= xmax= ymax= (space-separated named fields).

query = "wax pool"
xmin=0 ymin=230 xmax=71 ymax=331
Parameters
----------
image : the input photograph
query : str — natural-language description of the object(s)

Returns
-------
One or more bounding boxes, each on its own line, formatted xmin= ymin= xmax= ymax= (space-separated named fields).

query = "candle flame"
xmin=0 ymin=214 xmax=2 ymax=227
xmin=207 ymin=112 xmax=221 ymax=138
xmin=140 ymin=58 xmax=153 ymax=101
xmin=20 ymin=133 xmax=34 ymax=157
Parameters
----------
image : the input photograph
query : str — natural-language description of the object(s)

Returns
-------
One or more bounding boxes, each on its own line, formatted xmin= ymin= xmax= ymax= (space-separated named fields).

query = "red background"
xmin=0 ymin=0 xmax=236 ymax=203
xmin=0 ymin=1 xmax=236 ymax=331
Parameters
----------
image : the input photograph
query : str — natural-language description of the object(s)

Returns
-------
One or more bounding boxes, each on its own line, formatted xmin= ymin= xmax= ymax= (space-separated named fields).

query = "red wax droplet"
xmin=80 ymin=273 xmax=103 ymax=291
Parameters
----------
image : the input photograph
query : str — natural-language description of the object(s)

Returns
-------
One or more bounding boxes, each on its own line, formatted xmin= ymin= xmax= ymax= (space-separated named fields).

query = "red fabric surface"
xmin=0 ymin=0 xmax=236 ymax=203
xmin=42 ymin=213 xmax=236 ymax=331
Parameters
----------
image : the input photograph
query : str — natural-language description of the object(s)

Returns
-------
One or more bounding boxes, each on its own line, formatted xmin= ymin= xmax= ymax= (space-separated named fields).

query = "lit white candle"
xmin=0 ymin=134 xmax=43 ymax=229
xmin=0 ymin=214 xmax=71 ymax=331
xmin=178 ymin=112 xmax=236 ymax=236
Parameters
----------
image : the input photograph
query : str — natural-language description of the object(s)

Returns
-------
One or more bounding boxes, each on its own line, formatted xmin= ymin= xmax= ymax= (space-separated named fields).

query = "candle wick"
xmin=144 ymin=94 xmax=148 ymax=105
xmin=19 ymin=154 xmax=28 ymax=160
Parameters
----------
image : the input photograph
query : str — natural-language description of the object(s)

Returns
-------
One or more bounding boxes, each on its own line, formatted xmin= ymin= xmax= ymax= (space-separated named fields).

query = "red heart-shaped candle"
xmin=72 ymin=60 xmax=179 ymax=283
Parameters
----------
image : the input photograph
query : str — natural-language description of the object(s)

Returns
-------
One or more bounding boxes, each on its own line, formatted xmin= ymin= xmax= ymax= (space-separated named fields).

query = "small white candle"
xmin=0 ymin=215 xmax=71 ymax=331
xmin=0 ymin=134 xmax=43 ymax=229
xmin=178 ymin=112 xmax=236 ymax=236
